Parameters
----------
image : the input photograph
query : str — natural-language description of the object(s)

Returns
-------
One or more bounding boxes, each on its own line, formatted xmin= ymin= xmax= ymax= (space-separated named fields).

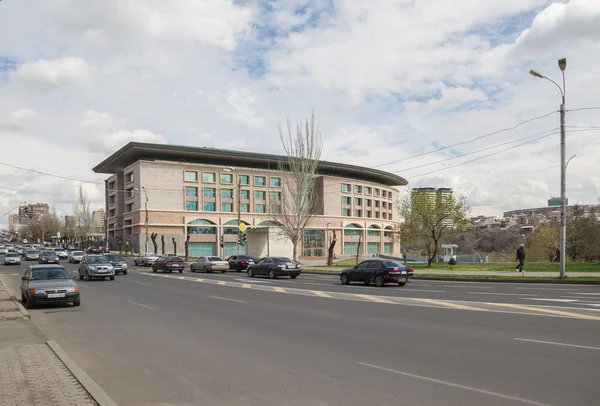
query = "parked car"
xmin=20 ymin=265 xmax=80 ymax=308
xmin=226 ymin=255 xmax=256 ymax=272
xmin=191 ymin=256 xmax=229 ymax=273
xmin=25 ymin=250 xmax=40 ymax=261
xmin=68 ymin=251 xmax=84 ymax=263
xmin=39 ymin=251 xmax=59 ymax=264
xmin=103 ymin=254 xmax=128 ymax=275
xmin=4 ymin=252 xmax=21 ymax=265
xmin=134 ymin=253 xmax=159 ymax=267
xmin=340 ymin=260 xmax=413 ymax=287
xmin=78 ymin=255 xmax=115 ymax=281
xmin=247 ymin=257 xmax=301 ymax=279
xmin=0 ymin=246 xmax=8 ymax=255
xmin=152 ymin=255 xmax=185 ymax=273
xmin=54 ymin=248 xmax=68 ymax=259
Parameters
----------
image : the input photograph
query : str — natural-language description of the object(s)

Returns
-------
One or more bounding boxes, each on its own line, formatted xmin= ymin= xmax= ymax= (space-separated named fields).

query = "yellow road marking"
xmin=414 ymin=298 xmax=488 ymax=312
xmin=273 ymin=287 xmax=286 ymax=293
xmin=218 ymin=281 xmax=226 ymax=285
xmin=178 ymin=277 xmax=185 ymax=280
xmin=490 ymin=303 xmax=600 ymax=320
xmin=311 ymin=290 xmax=331 ymax=298
xmin=195 ymin=278 xmax=204 ymax=282
xmin=242 ymin=284 xmax=252 ymax=288
xmin=355 ymin=294 xmax=394 ymax=304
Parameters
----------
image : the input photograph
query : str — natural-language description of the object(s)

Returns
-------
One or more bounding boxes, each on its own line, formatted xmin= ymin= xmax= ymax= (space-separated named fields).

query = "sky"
xmin=1 ymin=0 xmax=599 ymax=228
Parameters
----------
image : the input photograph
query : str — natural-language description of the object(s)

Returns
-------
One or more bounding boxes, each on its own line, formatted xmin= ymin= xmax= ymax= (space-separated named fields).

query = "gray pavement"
xmin=1 ymin=260 xmax=599 ymax=405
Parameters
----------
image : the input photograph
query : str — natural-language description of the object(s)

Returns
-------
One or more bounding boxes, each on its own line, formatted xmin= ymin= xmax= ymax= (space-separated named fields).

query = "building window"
xmin=365 ymin=187 xmax=372 ymax=195
xmin=125 ymin=172 xmax=134 ymax=183
xmin=241 ymin=190 xmax=249 ymax=200
xmin=188 ymin=226 xmax=216 ymax=235
xmin=342 ymin=183 xmax=351 ymax=193
xmin=389 ymin=213 xmax=393 ymax=220
xmin=202 ymin=172 xmax=215 ymax=183
xmin=342 ymin=196 xmax=351 ymax=205
xmin=375 ymin=201 xmax=380 ymax=208
xmin=354 ymin=198 xmax=362 ymax=206
xmin=185 ymin=171 xmax=198 ymax=182
xmin=125 ymin=203 xmax=134 ymax=213
xmin=382 ymin=190 xmax=387 ymax=198
xmin=221 ymin=189 xmax=233 ymax=199
xmin=382 ymin=202 xmax=387 ymax=209
xmin=186 ymin=201 xmax=198 ymax=211
xmin=382 ymin=212 xmax=387 ymax=219
xmin=384 ymin=231 xmax=393 ymax=237
xmin=203 ymin=187 xmax=216 ymax=198
xmin=254 ymin=176 xmax=266 ymax=186
xmin=374 ymin=188 xmax=380 ymax=197
xmin=366 ymin=199 xmax=372 ymax=207
xmin=185 ymin=186 xmax=198 ymax=197
xmin=354 ymin=185 xmax=362 ymax=194
xmin=270 ymin=205 xmax=282 ymax=214
xmin=108 ymin=181 xmax=115 ymax=191
xmin=366 ymin=210 xmax=372 ymax=218
xmin=255 ymin=191 xmax=265 ymax=201
xmin=367 ymin=230 xmax=380 ymax=237
xmin=203 ymin=202 xmax=216 ymax=212
xmin=255 ymin=204 xmax=265 ymax=213
xmin=220 ymin=173 xmax=233 ymax=184
xmin=342 ymin=208 xmax=351 ymax=216
xmin=109 ymin=209 xmax=115 ymax=217
xmin=240 ymin=203 xmax=249 ymax=213
xmin=126 ymin=188 xmax=134 ymax=198
xmin=375 ymin=212 xmax=380 ymax=219
xmin=222 ymin=203 xmax=233 ymax=212
xmin=188 ymin=242 xmax=217 ymax=256
xmin=270 ymin=191 xmax=281 ymax=201
xmin=239 ymin=175 xmax=249 ymax=185
xmin=271 ymin=177 xmax=282 ymax=187
xmin=355 ymin=209 xmax=362 ymax=217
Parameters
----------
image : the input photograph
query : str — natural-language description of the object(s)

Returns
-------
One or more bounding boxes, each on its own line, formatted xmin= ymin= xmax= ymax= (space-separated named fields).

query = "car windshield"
xmin=143 ymin=253 xmax=157 ymax=257
xmin=27 ymin=250 xmax=37 ymax=254
xmin=41 ymin=251 xmax=55 ymax=256
xmin=104 ymin=255 xmax=124 ymax=261
xmin=55 ymin=248 xmax=66 ymax=251
xmin=167 ymin=257 xmax=183 ymax=262
xmin=72 ymin=251 xmax=83 ymax=256
xmin=208 ymin=257 xmax=223 ymax=261
xmin=88 ymin=256 xmax=109 ymax=264
xmin=239 ymin=255 xmax=253 ymax=259
xmin=6 ymin=253 xmax=18 ymax=257
xmin=274 ymin=257 xmax=293 ymax=262
xmin=31 ymin=268 xmax=70 ymax=280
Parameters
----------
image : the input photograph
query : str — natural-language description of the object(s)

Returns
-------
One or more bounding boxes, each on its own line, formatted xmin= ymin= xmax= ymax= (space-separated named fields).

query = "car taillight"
xmin=179 ymin=263 xmax=184 ymax=267
xmin=241 ymin=260 xmax=248 ymax=265
xmin=408 ymin=268 xmax=414 ymax=273
xmin=388 ymin=267 xmax=400 ymax=273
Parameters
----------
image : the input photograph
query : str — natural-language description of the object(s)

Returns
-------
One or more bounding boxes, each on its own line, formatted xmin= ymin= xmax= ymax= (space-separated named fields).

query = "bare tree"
xmin=326 ymin=230 xmax=337 ymax=266
xmin=268 ymin=111 xmax=323 ymax=261
xmin=184 ymin=234 xmax=190 ymax=261
xmin=172 ymin=237 xmax=177 ymax=256
xmin=73 ymin=186 xmax=93 ymax=245
xmin=151 ymin=232 xmax=158 ymax=253
xmin=161 ymin=235 xmax=165 ymax=255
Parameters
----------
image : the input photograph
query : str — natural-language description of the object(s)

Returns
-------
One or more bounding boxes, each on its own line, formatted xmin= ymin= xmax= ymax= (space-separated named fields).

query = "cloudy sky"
xmin=1 ymin=0 xmax=599 ymax=227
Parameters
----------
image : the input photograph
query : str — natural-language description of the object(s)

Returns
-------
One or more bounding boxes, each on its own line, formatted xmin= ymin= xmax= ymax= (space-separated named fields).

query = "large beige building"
xmin=93 ymin=142 xmax=408 ymax=258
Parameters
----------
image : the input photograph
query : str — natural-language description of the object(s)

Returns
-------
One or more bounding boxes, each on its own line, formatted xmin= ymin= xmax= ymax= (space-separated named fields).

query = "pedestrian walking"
xmin=516 ymin=243 xmax=525 ymax=272
xmin=554 ymin=248 xmax=560 ymax=263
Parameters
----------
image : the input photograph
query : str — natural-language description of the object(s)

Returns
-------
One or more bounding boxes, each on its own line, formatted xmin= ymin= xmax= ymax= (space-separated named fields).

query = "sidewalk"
xmin=0 ymin=277 xmax=109 ymax=406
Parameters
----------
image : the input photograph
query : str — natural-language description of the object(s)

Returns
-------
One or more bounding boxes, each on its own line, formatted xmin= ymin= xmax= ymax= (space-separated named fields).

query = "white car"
xmin=68 ymin=251 xmax=84 ymax=263
xmin=0 ymin=246 xmax=8 ymax=255
xmin=54 ymin=249 xmax=69 ymax=259
xmin=4 ymin=252 xmax=21 ymax=265
xmin=134 ymin=253 xmax=159 ymax=267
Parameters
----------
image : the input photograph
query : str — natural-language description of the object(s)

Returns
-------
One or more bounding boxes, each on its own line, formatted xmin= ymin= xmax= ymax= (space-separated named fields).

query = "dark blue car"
xmin=340 ymin=259 xmax=413 ymax=287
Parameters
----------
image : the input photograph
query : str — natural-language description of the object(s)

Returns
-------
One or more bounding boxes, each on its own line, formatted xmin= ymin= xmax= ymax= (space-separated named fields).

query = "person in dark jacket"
xmin=516 ymin=244 xmax=525 ymax=272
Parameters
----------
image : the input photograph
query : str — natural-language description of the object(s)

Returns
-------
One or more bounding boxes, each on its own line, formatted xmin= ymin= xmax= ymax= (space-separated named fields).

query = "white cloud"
xmin=87 ymin=130 xmax=168 ymax=154
xmin=13 ymin=57 xmax=96 ymax=91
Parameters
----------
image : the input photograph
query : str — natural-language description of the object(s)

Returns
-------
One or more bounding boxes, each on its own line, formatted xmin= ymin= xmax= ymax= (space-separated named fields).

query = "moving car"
xmin=68 ymin=251 xmax=84 ymax=263
xmin=247 ymin=257 xmax=301 ymax=279
xmin=226 ymin=255 xmax=256 ymax=272
xmin=103 ymin=254 xmax=128 ymax=275
xmin=54 ymin=248 xmax=68 ymax=259
xmin=4 ymin=252 xmax=21 ymax=265
xmin=20 ymin=265 xmax=80 ymax=308
xmin=152 ymin=255 xmax=185 ymax=273
xmin=25 ymin=250 xmax=40 ymax=261
xmin=340 ymin=260 xmax=413 ymax=287
xmin=0 ymin=246 xmax=8 ymax=255
xmin=191 ymin=256 xmax=229 ymax=273
xmin=39 ymin=251 xmax=59 ymax=264
xmin=78 ymin=255 xmax=115 ymax=281
xmin=134 ymin=253 xmax=159 ymax=267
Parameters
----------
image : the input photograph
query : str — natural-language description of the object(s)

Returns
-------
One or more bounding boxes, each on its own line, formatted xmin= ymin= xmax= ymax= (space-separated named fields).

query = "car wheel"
xmin=375 ymin=275 xmax=385 ymax=287
xmin=191 ymin=265 xmax=196 ymax=273
xmin=179 ymin=269 xmax=183 ymax=274
xmin=290 ymin=275 xmax=297 ymax=279
xmin=86 ymin=272 xmax=92 ymax=281
xmin=203 ymin=266 xmax=207 ymax=273
xmin=247 ymin=268 xmax=254 ymax=278
xmin=73 ymin=298 xmax=81 ymax=307
xmin=269 ymin=269 xmax=276 ymax=279
xmin=123 ymin=270 xmax=128 ymax=275
xmin=110 ymin=276 xmax=115 ymax=280
xmin=397 ymin=280 xmax=407 ymax=286
xmin=340 ymin=274 xmax=350 ymax=285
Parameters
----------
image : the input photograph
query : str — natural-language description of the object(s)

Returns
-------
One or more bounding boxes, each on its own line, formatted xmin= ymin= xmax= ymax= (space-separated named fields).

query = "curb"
xmin=0 ymin=275 xmax=30 ymax=320
xmin=412 ymin=276 xmax=600 ymax=285
xmin=47 ymin=340 xmax=119 ymax=406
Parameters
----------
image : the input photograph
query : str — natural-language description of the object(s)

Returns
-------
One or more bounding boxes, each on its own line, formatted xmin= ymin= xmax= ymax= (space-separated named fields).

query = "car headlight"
xmin=121 ymin=264 xmax=127 ymax=269
xmin=88 ymin=266 xmax=96 ymax=271
xmin=65 ymin=287 xmax=79 ymax=293
xmin=30 ymin=289 xmax=45 ymax=294
xmin=108 ymin=265 xmax=114 ymax=271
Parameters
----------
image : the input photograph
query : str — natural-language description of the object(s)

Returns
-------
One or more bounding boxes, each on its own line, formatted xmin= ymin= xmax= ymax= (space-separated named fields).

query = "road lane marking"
xmin=9 ymin=273 xmax=19 ymax=276
xmin=209 ymin=296 xmax=245 ymax=303
xmin=273 ymin=287 xmax=286 ymax=293
xmin=218 ymin=281 xmax=226 ymax=285
xmin=235 ymin=278 xmax=271 ymax=284
xmin=403 ymin=289 xmax=445 ymax=293
xmin=356 ymin=362 xmax=552 ymax=406
xmin=311 ymin=290 xmax=332 ymax=298
xmin=299 ymin=282 xmax=331 ymax=286
xmin=127 ymin=300 xmax=153 ymax=310
xmin=517 ymin=287 xmax=578 ymax=291
xmin=523 ymin=298 xmax=577 ymax=303
xmin=242 ymin=284 xmax=252 ymax=288
xmin=178 ymin=276 xmax=185 ymax=280
xmin=414 ymin=298 xmax=488 ymax=311
xmin=468 ymin=292 xmax=537 ymax=296
xmin=491 ymin=303 xmax=600 ymax=320
xmin=513 ymin=338 xmax=600 ymax=351
xmin=444 ymin=285 xmax=494 ymax=289
xmin=567 ymin=292 xmax=600 ymax=296
xmin=354 ymin=294 xmax=394 ymax=304
xmin=131 ymin=280 xmax=149 ymax=286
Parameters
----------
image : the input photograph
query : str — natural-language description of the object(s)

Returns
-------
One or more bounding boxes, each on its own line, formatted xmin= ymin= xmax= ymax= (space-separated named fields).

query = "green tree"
xmin=399 ymin=190 xmax=470 ymax=266
xmin=528 ymin=221 xmax=559 ymax=262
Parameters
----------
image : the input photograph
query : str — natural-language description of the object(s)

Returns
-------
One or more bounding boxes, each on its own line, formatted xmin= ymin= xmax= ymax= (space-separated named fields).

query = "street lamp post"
xmin=530 ymin=58 xmax=567 ymax=278
xmin=225 ymin=167 xmax=242 ymax=256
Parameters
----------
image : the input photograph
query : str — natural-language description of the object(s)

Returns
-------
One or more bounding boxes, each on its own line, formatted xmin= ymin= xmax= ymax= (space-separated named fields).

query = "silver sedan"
xmin=134 ymin=253 xmax=159 ymax=267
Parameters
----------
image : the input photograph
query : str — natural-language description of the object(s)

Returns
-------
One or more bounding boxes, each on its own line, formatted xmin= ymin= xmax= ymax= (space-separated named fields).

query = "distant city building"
xmin=470 ymin=215 xmax=501 ymax=229
xmin=18 ymin=203 xmax=49 ymax=222
xmin=92 ymin=209 xmax=106 ymax=233
xmin=64 ymin=215 xmax=76 ymax=228
xmin=8 ymin=214 xmax=21 ymax=232
xmin=411 ymin=187 xmax=454 ymax=227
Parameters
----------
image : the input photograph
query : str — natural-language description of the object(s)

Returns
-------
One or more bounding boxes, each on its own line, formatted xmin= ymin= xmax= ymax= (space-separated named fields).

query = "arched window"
xmin=367 ymin=225 xmax=381 ymax=237
xmin=344 ymin=224 xmax=362 ymax=237
xmin=257 ymin=221 xmax=280 ymax=227
xmin=187 ymin=219 xmax=216 ymax=235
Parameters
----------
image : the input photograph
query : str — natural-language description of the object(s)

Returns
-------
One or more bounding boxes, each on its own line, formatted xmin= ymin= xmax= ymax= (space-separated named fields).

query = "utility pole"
xmin=237 ymin=174 xmax=241 ymax=255
xmin=142 ymin=186 xmax=149 ymax=254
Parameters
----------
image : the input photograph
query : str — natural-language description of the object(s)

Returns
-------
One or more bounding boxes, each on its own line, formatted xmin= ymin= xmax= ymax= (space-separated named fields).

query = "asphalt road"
xmin=1 ymin=259 xmax=599 ymax=406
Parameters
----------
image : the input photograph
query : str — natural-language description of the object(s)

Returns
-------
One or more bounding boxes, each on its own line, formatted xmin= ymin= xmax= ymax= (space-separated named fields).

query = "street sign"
xmin=239 ymin=223 xmax=247 ymax=233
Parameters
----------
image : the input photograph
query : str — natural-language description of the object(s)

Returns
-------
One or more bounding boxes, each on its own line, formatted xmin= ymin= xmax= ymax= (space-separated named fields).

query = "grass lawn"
xmin=414 ymin=274 xmax=600 ymax=281
xmin=328 ymin=259 xmax=600 ymax=272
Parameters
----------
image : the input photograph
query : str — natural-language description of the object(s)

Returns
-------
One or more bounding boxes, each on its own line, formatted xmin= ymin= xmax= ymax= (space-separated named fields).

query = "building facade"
xmin=91 ymin=209 xmax=106 ymax=234
xmin=18 ymin=203 xmax=49 ymax=222
xmin=8 ymin=214 xmax=21 ymax=232
xmin=93 ymin=142 xmax=408 ymax=258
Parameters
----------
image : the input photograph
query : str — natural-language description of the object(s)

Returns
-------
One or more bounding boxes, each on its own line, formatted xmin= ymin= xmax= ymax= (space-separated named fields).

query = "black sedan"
xmin=247 ymin=257 xmax=301 ymax=279
xmin=152 ymin=255 xmax=185 ymax=273
xmin=39 ymin=251 xmax=59 ymax=264
xmin=340 ymin=260 xmax=413 ymax=287
xmin=226 ymin=255 xmax=256 ymax=272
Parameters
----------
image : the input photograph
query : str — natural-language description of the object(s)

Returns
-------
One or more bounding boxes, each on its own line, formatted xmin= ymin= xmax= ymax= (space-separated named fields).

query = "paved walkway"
xmin=0 ymin=278 xmax=98 ymax=406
